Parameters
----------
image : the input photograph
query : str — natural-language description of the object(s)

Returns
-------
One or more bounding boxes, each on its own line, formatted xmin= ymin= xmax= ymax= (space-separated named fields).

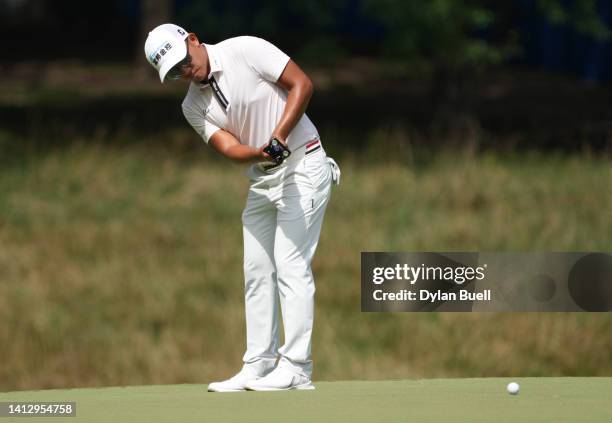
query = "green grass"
xmin=1 ymin=378 xmax=611 ymax=422
xmin=1 ymin=142 xmax=612 ymax=391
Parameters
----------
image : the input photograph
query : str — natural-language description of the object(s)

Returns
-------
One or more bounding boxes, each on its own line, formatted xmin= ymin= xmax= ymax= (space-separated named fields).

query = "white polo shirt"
xmin=181 ymin=36 xmax=319 ymax=151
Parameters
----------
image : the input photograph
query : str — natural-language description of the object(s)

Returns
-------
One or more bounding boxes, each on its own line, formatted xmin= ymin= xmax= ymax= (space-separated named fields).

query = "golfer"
xmin=144 ymin=24 xmax=339 ymax=391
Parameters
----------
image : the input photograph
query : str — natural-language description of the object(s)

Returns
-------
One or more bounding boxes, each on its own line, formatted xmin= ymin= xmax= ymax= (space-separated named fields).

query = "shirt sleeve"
xmin=242 ymin=37 xmax=290 ymax=82
xmin=182 ymin=103 xmax=220 ymax=144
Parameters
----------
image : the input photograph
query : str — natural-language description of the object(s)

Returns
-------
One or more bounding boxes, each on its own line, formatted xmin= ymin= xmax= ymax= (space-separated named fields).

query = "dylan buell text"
xmin=372 ymin=289 xmax=492 ymax=302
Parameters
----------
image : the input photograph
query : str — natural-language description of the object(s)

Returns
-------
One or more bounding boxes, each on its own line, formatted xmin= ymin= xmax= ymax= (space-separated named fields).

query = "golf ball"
xmin=507 ymin=382 xmax=520 ymax=395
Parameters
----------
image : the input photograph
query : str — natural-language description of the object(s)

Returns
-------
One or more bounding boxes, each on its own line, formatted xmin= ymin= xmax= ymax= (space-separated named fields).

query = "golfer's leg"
xmin=242 ymin=185 xmax=280 ymax=373
xmin=274 ymin=164 xmax=332 ymax=378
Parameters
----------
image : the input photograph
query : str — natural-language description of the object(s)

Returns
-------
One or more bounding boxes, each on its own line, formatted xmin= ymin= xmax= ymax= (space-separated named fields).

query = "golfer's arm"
xmin=272 ymin=60 xmax=313 ymax=141
xmin=209 ymin=129 xmax=265 ymax=163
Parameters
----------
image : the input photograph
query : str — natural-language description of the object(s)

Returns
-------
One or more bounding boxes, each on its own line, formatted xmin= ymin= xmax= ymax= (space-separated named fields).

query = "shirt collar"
xmin=203 ymin=43 xmax=222 ymax=79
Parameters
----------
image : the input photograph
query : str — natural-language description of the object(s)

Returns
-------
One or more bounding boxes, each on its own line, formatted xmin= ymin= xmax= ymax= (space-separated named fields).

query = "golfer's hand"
xmin=262 ymin=136 xmax=291 ymax=165
xmin=258 ymin=145 xmax=274 ymax=162
xmin=258 ymin=135 xmax=287 ymax=163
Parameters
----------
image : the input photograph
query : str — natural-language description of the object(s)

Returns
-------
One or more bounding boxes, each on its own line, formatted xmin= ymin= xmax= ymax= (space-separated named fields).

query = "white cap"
xmin=144 ymin=23 xmax=189 ymax=82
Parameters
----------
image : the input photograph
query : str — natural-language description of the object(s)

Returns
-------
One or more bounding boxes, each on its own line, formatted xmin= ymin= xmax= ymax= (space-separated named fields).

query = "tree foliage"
xmin=363 ymin=0 xmax=610 ymax=69
xmin=177 ymin=0 xmax=610 ymax=70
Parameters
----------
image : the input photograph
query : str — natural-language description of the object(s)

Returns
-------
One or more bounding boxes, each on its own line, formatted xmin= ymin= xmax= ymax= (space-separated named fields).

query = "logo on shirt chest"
xmin=202 ymin=104 xmax=213 ymax=117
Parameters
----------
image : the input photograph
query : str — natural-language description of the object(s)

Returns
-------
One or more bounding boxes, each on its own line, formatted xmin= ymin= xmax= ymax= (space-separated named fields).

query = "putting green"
xmin=1 ymin=378 xmax=611 ymax=422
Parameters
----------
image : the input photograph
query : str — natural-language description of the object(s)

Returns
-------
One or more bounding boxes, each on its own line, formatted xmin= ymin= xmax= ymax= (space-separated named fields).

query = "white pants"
xmin=241 ymin=142 xmax=339 ymax=378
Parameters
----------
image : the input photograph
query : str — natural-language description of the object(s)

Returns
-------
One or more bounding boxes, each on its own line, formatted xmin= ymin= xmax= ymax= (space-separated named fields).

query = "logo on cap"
xmin=150 ymin=42 xmax=173 ymax=66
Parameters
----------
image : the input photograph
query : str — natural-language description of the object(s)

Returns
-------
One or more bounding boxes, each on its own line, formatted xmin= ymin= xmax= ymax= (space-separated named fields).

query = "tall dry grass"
xmin=1 ymin=142 xmax=611 ymax=391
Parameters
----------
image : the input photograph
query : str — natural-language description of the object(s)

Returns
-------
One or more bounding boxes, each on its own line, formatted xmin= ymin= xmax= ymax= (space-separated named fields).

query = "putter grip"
xmin=263 ymin=138 xmax=291 ymax=164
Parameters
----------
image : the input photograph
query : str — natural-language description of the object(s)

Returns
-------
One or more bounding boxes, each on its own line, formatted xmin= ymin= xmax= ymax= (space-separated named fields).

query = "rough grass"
xmin=1 ymin=143 xmax=612 ymax=391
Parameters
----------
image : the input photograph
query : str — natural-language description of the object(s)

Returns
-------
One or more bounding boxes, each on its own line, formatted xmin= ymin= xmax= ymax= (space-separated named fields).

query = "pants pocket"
xmin=303 ymin=151 xmax=331 ymax=190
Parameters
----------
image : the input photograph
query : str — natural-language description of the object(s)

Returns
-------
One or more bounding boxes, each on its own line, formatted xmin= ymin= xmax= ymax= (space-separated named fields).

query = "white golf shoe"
xmin=244 ymin=367 xmax=315 ymax=391
xmin=207 ymin=366 xmax=266 ymax=392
